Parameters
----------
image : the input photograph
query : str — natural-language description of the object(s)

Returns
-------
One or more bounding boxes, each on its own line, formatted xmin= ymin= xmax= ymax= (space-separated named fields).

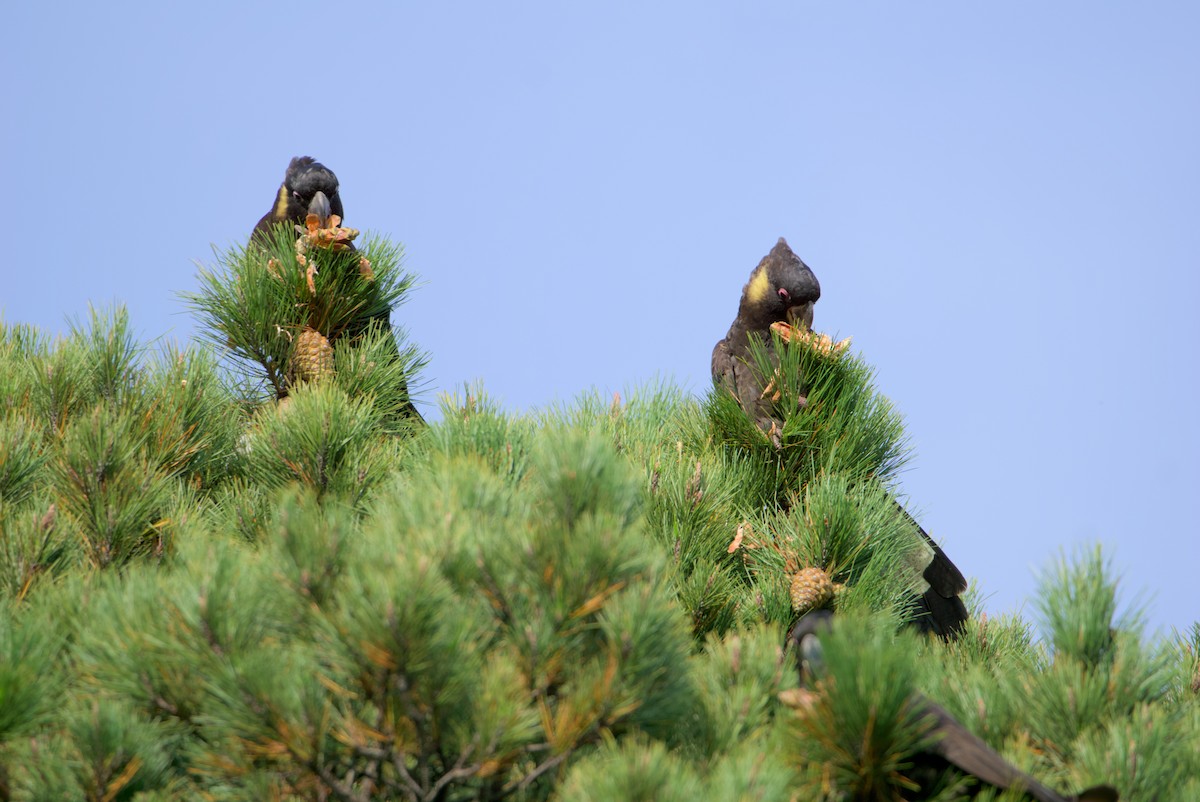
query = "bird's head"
xmin=789 ymin=609 xmax=834 ymax=684
xmin=277 ymin=156 xmax=345 ymax=228
xmin=738 ymin=238 xmax=821 ymax=332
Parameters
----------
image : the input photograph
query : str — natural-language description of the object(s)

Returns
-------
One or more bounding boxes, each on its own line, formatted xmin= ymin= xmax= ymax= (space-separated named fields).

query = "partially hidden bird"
xmin=712 ymin=237 xmax=821 ymax=434
xmin=788 ymin=611 xmax=1120 ymax=802
xmin=712 ymin=238 xmax=968 ymax=638
xmin=252 ymin=156 xmax=422 ymax=422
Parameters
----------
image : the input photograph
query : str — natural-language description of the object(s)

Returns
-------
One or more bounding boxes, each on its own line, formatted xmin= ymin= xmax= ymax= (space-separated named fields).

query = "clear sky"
xmin=3 ymin=3 xmax=1197 ymax=636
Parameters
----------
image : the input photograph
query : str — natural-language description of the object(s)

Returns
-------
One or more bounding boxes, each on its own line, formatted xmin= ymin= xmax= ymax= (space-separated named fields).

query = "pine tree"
xmin=0 ymin=276 xmax=1196 ymax=800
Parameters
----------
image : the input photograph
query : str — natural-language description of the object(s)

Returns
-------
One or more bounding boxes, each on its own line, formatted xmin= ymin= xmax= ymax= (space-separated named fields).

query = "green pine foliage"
xmin=241 ymin=382 xmax=398 ymax=503
xmin=705 ymin=328 xmax=911 ymax=506
xmin=0 ymin=413 xmax=47 ymax=508
xmin=0 ymin=243 xmax=1196 ymax=800
xmin=555 ymin=736 xmax=701 ymax=802
xmin=786 ymin=613 xmax=945 ymax=801
xmin=686 ymin=625 xmax=797 ymax=762
xmin=185 ymin=228 xmax=424 ymax=407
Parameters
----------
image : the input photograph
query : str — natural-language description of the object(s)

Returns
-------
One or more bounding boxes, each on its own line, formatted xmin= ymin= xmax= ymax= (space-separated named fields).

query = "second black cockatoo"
xmin=712 ymin=238 xmax=968 ymax=638
xmin=788 ymin=611 xmax=1120 ymax=802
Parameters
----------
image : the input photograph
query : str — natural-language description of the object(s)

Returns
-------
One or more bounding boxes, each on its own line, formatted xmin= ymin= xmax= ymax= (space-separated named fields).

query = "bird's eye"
xmin=292 ymin=191 xmax=303 ymax=201
xmin=778 ymin=288 xmax=790 ymax=302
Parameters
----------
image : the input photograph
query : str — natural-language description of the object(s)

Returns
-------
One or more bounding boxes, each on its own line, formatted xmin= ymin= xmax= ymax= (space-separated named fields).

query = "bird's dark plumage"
xmin=711 ymin=238 xmax=821 ymax=431
xmin=251 ymin=156 xmax=422 ymax=423
xmin=901 ymin=503 xmax=971 ymax=640
xmin=788 ymin=611 xmax=1119 ymax=802
xmin=253 ymin=156 xmax=347 ymax=243
xmin=712 ymin=239 xmax=968 ymax=639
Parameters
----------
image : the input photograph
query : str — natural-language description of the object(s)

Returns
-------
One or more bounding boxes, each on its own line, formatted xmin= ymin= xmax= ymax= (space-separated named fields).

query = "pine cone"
xmin=296 ymin=212 xmax=360 ymax=252
xmin=293 ymin=327 xmax=334 ymax=384
xmin=770 ymin=322 xmax=852 ymax=355
xmin=789 ymin=566 xmax=835 ymax=613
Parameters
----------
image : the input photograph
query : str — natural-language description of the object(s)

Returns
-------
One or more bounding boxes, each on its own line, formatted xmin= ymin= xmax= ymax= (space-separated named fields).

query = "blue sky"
xmin=3 ymin=3 xmax=1197 ymax=636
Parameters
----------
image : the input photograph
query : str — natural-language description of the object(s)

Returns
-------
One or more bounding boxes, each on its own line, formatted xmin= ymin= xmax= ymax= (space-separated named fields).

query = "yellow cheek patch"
xmin=746 ymin=267 xmax=770 ymax=305
xmin=273 ymin=185 xmax=289 ymax=218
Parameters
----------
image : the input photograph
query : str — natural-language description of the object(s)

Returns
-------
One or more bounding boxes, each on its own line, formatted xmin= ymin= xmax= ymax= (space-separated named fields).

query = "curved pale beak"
xmin=787 ymin=301 xmax=815 ymax=331
xmin=308 ymin=190 xmax=332 ymax=227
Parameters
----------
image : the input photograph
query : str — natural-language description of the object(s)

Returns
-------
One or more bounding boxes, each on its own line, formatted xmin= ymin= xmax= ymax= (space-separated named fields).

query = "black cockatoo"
xmin=253 ymin=156 xmax=346 ymax=242
xmin=711 ymin=237 xmax=821 ymax=433
xmin=788 ymin=611 xmax=1120 ymax=802
xmin=712 ymin=238 xmax=967 ymax=638
xmin=253 ymin=156 xmax=422 ymax=422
